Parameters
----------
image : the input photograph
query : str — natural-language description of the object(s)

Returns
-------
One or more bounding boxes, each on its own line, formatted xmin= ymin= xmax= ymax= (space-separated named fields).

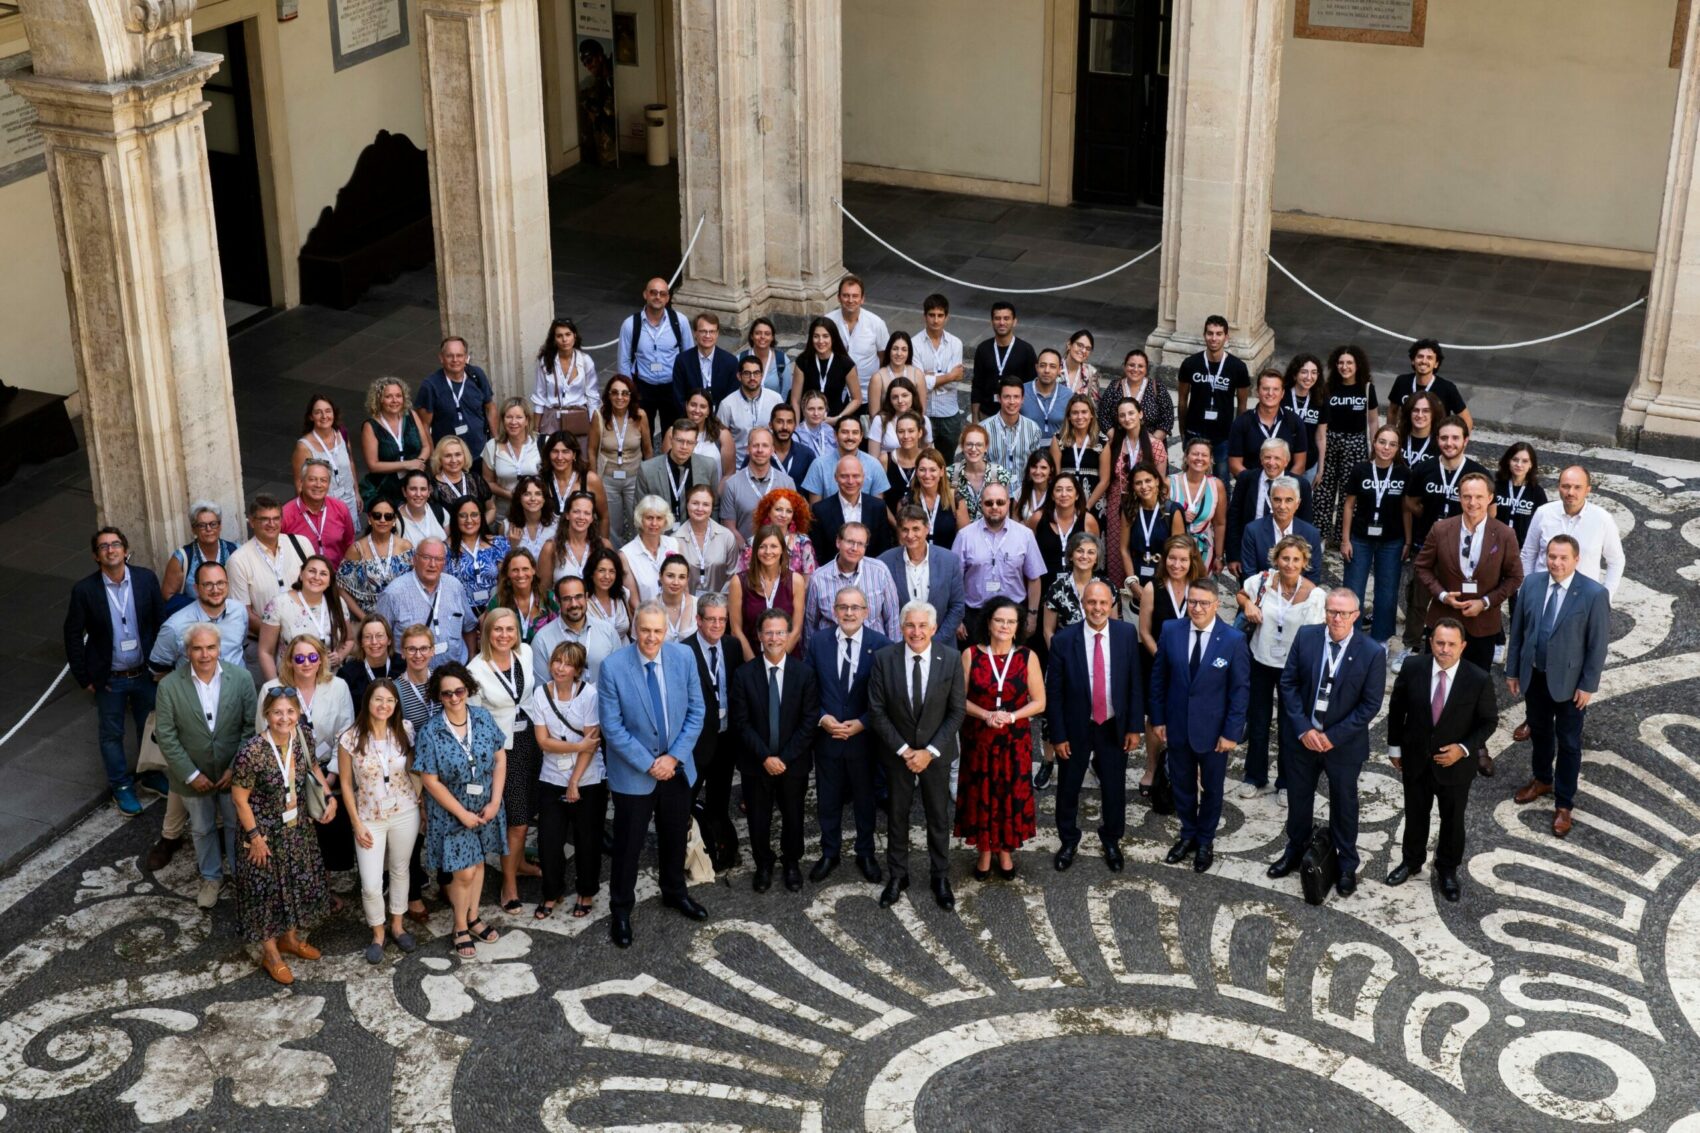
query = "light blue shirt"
xmin=617 ymin=311 xmax=682 ymax=387
xmin=150 ymin=602 xmax=248 ymax=672
xmin=1021 ymin=380 xmax=1070 ymax=441
xmin=801 ymin=450 xmax=891 ymax=498
xmin=104 ymin=568 xmax=142 ymax=669
xmin=375 ymin=573 xmax=476 ymax=669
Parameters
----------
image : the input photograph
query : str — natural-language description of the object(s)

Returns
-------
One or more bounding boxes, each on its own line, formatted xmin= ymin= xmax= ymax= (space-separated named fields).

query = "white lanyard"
xmin=1178 ymin=474 xmax=1207 ymax=515
xmin=265 ymin=730 xmax=298 ymax=808
xmin=1256 ymin=414 xmax=1280 ymax=442
xmin=1127 ymin=376 xmax=1149 ymax=405
xmin=363 ymin=660 xmax=383 ymax=683
xmin=307 ymin=432 xmax=343 ymax=478
xmin=414 ymin=577 xmax=442 ymax=632
xmin=448 ymin=717 xmax=476 ymax=765
xmin=891 ymin=461 xmax=916 ymax=496
xmin=105 ymin=574 xmax=133 ymax=629
xmin=1317 ymin=637 xmax=1348 ymax=693
xmin=666 ymin=461 xmax=690 ymax=505
xmin=921 ymin=494 xmax=941 ymax=534
xmin=1369 ymin=462 xmax=1395 ymax=512
xmin=552 ymin=353 xmax=580 ymax=405
xmin=1263 ymin=574 xmax=1298 ymax=635
xmin=550 ymin=475 xmax=575 ymax=513
xmin=1289 ymin=392 xmax=1312 ymax=419
xmin=1165 ymin=580 xmax=1187 ymax=613
xmin=684 ymin=524 xmax=712 ymax=577
xmin=559 ymin=539 xmax=589 ymax=576
xmin=1136 ymin=505 xmax=1161 ymax=550
xmin=815 ymin=356 xmax=832 ymax=391
xmin=1504 ymin=483 xmax=1527 ymax=511
xmin=1403 ymin=435 xmax=1432 ymax=464
xmin=295 ymin=593 xmax=330 ymax=638
xmin=995 ymin=418 xmax=1021 ymax=465
xmin=1025 ymin=491 xmax=1048 ymax=519
xmin=514 ymin=594 xmax=537 ymax=637
xmin=1436 ymin=463 xmax=1465 ymax=510
xmin=1033 ymin=386 xmax=1061 ymax=426
xmin=445 ymin=376 xmax=468 ymax=420
xmin=364 ymin=534 xmax=392 ymax=560
xmin=758 ymin=570 xmax=783 ymax=606
xmin=259 ymin=542 xmax=285 ymax=588
xmin=297 ymin=502 xmax=327 ymax=549
xmin=991 ymin=339 xmax=1013 ymax=375
xmin=376 ymin=414 xmax=405 ymax=451
xmin=611 ymin=415 xmax=631 ymax=465
xmin=984 ymin=647 xmax=1017 ymax=709
xmin=1053 ymin=513 xmax=1077 ymax=547
xmin=503 ymin=439 xmax=527 ymax=468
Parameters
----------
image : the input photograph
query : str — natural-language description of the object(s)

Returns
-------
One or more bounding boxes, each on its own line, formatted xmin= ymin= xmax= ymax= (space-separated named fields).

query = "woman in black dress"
xmin=1030 ymin=472 xmax=1099 ymax=602
xmin=1137 ymin=535 xmax=1206 ymax=795
xmin=1494 ymin=442 xmax=1546 ymax=546
xmin=903 ymin=448 xmax=959 ymax=549
xmin=1050 ymin=394 xmax=1103 ymax=515
xmin=1119 ymin=463 xmax=1185 ymax=615
xmin=1313 ymin=344 xmax=1379 ymax=548
xmin=791 ymin=317 xmax=862 ymax=425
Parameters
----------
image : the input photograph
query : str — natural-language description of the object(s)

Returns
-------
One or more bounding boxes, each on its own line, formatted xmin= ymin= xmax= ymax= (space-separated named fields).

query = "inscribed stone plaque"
xmin=1295 ymin=0 xmax=1426 ymax=47
xmin=329 ymin=0 xmax=410 ymax=72
xmin=0 ymin=54 xmax=46 ymax=189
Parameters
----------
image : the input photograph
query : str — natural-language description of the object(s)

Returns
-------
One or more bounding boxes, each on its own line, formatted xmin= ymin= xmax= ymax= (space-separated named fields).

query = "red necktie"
xmin=1431 ymin=670 xmax=1447 ymax=725
xmin=1092 ymin=631 xmax=1109 ymax=725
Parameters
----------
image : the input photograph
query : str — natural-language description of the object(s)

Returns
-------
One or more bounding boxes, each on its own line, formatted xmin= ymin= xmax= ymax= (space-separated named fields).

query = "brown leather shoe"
xmin=1514 ymin=779 xmax=1552 ymax=805
xmin=1552 ymin=808 xmax=1573 ymax=838
xmin=260 ymin=955 xmax=294 ymax=985
xmin=1512 ymin=722 xmax=1531 ymax=743
xmin=406 ymin=906 xmax=431 ymax=926
xmin=145 ymin=836 xmax=184 ymax=872
xmin=278 ymin=935 xmax=321 ymax=961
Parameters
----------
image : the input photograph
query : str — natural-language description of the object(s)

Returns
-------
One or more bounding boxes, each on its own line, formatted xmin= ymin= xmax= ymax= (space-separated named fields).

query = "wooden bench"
xmin=0 ymin=383 xmax=78 ymax=484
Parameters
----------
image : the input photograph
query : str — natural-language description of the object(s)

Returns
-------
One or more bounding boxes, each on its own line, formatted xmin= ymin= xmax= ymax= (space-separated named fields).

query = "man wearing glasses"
xmin=952 ymin=483 xmax=1045 ymax=644
xmin=375 ymin=538 xmax=477 ymax=669
xmin=805 ymin=585 xmax=891 ymax=884
xmin=804 ymin=524 xmax=902 ymax=639
xmin=1268 ymin=588 xmax=1387 ymax=897
xmin=616 ymin=277 xmax=690 ymax=438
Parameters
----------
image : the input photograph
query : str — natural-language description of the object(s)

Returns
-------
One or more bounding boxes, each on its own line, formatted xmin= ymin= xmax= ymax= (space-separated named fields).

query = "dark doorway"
xmin=1072 ymin=0 xmax=1170 ymax=207
xmin=193 ymin=23 xmax=272 ymax=308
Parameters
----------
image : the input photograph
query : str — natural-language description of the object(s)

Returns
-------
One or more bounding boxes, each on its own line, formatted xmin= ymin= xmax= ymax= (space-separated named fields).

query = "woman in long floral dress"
xmin=955 ymin=598 xmax=1045 ymax=880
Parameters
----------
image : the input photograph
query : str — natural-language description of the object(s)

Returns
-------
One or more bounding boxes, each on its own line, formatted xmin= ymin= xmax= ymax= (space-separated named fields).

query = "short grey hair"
xmin=1270 ymin=475 xmax=1301 ymax=497
xmin=697 ymin=593 xmax=729 ymax=614
xmin=633 ymin=494 xmax=672 ymax=523
xmin=633 ymin=599 xmax=668 ymax=625
xmin=1259 ymin=437 xmax=1291 ymax=458
xmin=415 ymin=536 xmax=447 ymax=557
xmin=1327 ymin=585 xmax=1361 ymax=611
xmin=1064 ymin=530 xmax=1104 ymax=567
xmin=188 ymin=499 xmax=222 ymax=525
xmin=182 ymin=622 xmax=223 ymax=648
xmin=300 ymin=456 xmax=334 ymax=478
xmin=899 ymin=598 xmax=937 ymax=627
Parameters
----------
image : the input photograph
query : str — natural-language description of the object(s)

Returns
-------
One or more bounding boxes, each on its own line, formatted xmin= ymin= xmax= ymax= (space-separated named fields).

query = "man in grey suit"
xmin=153 ymin=623 xmax=258 ymax=909
xmin=878 ymin=506 xmax=966 ymax=645
xmin=1506 ymin=534 xmax=1610 ymax=839
xmin=635 ymin=420 xmax=721 ymax=525
xmin=866 ymin=600 xmax=967 ymax=911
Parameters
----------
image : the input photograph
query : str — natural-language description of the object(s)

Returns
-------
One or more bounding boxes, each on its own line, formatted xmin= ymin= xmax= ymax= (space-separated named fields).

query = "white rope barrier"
xmin=582 ymin=211 xmax=710 ymax=351
xmin=1266 ymin=251 xmax=1647 ymax=352
xmin=835 ymin=198 xmax=1161 ymax=294
xmin=0 ymin=663 xmax=70 ymax=749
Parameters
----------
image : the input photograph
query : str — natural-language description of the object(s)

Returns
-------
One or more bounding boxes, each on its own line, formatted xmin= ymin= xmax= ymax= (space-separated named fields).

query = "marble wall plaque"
xmin=329 ymin=0 xmax=410 ymax=71
xmin=1295 ymin=0 xmax=1426 ymax=47
xmin=0 ymin=55 xmax=46 ymax=189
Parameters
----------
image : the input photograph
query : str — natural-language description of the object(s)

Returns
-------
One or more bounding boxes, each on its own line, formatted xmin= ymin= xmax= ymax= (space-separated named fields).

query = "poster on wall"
xmin=0 ymin=55 xmax=46 ymax=190
xmin=574 ymin=0 xmax=619 ymax=166
xmin=329 ymin=0 xmax=410 ymax=72
xmin=1294 ymin=0 xmax=1426 ymax=47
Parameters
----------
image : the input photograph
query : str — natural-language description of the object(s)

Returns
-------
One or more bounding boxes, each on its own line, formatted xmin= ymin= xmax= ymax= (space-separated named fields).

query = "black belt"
xmin=110 ymin=666 xmax=147 ymax=679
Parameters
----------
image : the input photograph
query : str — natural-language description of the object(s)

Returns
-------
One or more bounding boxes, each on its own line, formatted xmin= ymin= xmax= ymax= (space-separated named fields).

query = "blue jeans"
xmin=96 ymin=672 xmax=156 ymax=790
xmin=1212 ymin=439 xmax=1231 ymax=485
xmin=1342 ymin=534 xmax=1403 ymax=643
xmin=181 ymin=790 xmax=238 ymax=881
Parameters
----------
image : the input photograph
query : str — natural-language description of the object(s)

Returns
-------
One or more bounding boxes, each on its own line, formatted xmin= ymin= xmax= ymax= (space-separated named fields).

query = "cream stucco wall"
xmin=1273 ymin=0 xmax=1681 ymax=254
xmin=0 ymin=169 xmax=77 ymax=400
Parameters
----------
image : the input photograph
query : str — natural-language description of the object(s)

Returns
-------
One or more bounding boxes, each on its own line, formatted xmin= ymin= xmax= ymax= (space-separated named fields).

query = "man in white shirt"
xmin=1518 ymin=465 xmax=1625 ymax=599
xmin=226 ymin=495 xmax=309 ymax=638
xmin=915 ymin=293 xmax=967 ymax=461
xmin=718 ymin=357 xmax=785 ymax=464
xmin=826 ymin=274 xmax=890 ymax=402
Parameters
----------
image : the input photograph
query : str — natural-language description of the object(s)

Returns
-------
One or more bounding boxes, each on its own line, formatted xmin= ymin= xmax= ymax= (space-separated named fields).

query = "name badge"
xmin=1460 ymin=581 xmax=1479 ymax=595
xmin=1138 ymin=565 xmax=1155 ymax=578
xmin=1366 ymin=526 xmax=1383 ymax=537
xmin=433 ymin=641 xmax=449 ymax=655
xmin=455 ymin=424 xmax=469 ymax=435
xmin=281 ymin=807 xmax=299 ymax=825
xmin=466 ymin=783 xmax=484 ymax=796
xmin=611 ymin=470 xmax=627 ymax=480
xmin=987 ymin=576 xmax=1000 ymax=593
xmin=120 ymin=638 xmax=140 ymax=652
xmin=1314 ymin=698 xmax=1329 ymax=714
xmin=473 ymin=587 xmax=490 ymax=603
xmin=1203 ymin=409 xmax=1219 ymax=421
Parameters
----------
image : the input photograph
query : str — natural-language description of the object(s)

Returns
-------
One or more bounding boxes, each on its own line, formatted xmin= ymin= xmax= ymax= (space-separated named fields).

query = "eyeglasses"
xmin=291 ymin=652 xmax=321 ymax=665
xmin=95 ymin=540 xmax=125 ymax=551
xmin=193 ymin=520 xmax=220 ymax=531
xmin=254 ymin=514 xmax=282 ymax=525
xmin=439 ymin=687 xmax=469 ymax=700
xmin=415 ymin=554 xmax=445 ymax=564
xmin=1185 ymin=598 xmax=1217 ymax=609
xmin=1325 ymin=609 xmax=1359 ymax=620
xmin=402 ymin=644 xmax=434 ymax=654
xmin=834 ymin=603 xmax=868 ymax=612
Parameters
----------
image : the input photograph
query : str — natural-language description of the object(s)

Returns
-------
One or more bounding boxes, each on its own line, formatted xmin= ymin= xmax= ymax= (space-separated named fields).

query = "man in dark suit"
xmin=682 ymin=595 xmax=737 ymax=867
xmin=805 ymin=585 xmax=892 ymax=883
xmin=866 ymin=599 xmax=968 ymax=910
xmin=670 ymin=311 xmax=740 ymax=411
xmin=729 ymin=609 xmax=821 ymax=892
xmin=1236 ymin=476 xmax=1323 ymax=584
xmin=811 ymin=455 xmax=896 ymax=558
xmin=1267 ymin=587 xmax=1388 ymax=896
xmin=1506 ymin=535 xmax=1610 ymax=839
xmin=1047 ymin=579 xmax=1144 ymax=872
xmin=878 ymin=506 xmax=966 ymax=646
xmin=65 ymin=526 xmax=167 ymax=815
xmin=636 ymin=421 xmax=722 ymax=525
xmin=1385 ymin=617 xmax=1497 ymax=901
xmin=1224 ymin=438 xmax=1314 ymax=574
xmin=1148 ymin=581 xmax=1250 ymax=873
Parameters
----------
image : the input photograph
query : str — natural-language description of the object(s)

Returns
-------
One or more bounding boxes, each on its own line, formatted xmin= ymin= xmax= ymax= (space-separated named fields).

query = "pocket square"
xmin=1212 ymin=657 xmax=1228 ymax=669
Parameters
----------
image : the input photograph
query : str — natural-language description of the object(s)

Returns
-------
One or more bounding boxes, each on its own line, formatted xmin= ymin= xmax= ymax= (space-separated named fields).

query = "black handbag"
xmin=1299 ymin=824 xmax=1338 ymax=906
xmin=1148 ymin=752 xmax=1176 ymax=816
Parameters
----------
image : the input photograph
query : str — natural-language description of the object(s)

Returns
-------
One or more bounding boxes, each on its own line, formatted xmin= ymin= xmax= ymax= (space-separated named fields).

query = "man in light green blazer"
xmin=154 ymin=623 xmax=258 ymax=909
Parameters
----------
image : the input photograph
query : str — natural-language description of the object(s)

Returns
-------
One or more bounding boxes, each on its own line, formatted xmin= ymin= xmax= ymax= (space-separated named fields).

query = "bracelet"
xmin=241 ymin=826 xmax=259 ymax=842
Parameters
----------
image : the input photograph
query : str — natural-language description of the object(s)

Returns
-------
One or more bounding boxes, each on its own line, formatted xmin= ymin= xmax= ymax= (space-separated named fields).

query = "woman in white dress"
xmin=467 ymin=608 xmax=540 ymax=914
xmin=481 ymin=398 xmax=542 ymax=506
xmin=293 ymin=395 xmax=364 ymax=536
xmin=619 ymin=494 xmax=681 ymax=603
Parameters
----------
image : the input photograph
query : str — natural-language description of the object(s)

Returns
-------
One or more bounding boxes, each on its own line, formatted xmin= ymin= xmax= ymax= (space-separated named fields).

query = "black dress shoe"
xmin=783 ymin=864 xmax=803 ymax=892
xmin=1164 ymin=838 xmax=1198 ymax=865
xmin=1438 ymin=871 xmax=1461 ymax=903
xmin=857 ymin=854 xmax=883 ymax=884
xmin=1102 ymin=842 xmax=1125 ymax=872
xmin=973 ymin=865 xmax=991 ymax=881
xmin=662 ymin=894 xmax=709 ymax=921
xmin=1033 ymin=762 xmax=1054 ymax=790
xmin=1266 ymin=854 xmax=1301 ymax=879
xmin=879 ymin=877 xmax=910 ymax=907
xmin=752 ymin=865 xmax=773 ymax=893
xmin=610 ymin=912 xmax=633 ymax=948
xmin=931 ymin=876 xmax=955 ymax=911
xmin=996 ymin=861 xmax=1017 ymax=881
xmin=1384 ymin=862 xmax=1419 ymax=887
xmin=1476 ymin=750 xmax=1496 ymax=778
xmin=1193 ymin=845 xmax=1214 ymax=873
xmin=809 ymin=855 xmax=839 ymax=883
xmin=1054 ymin=841 xmax=1079 ymax=871
xmin=1336 ymin=873 xmax=1358 ymax=897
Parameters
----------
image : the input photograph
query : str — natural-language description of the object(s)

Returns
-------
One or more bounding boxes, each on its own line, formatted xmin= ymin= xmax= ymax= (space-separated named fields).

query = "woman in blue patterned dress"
xmin=337 ymin=497 xmax=415 ymax=612
xmin=446 ymin=495 xmax=510 ymax=615
xmin=414 ymin=661 xmax=507 ymax=958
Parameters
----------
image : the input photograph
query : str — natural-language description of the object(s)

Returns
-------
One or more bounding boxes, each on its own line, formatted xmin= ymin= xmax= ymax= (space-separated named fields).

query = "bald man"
xmin=617 ymin=277 xmax=690 ymax=438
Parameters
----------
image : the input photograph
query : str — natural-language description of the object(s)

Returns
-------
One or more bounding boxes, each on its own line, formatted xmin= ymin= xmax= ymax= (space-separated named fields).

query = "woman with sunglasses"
xmin=468 ymin=608 xmax=539 ymax=915
xmin=540 ymin=430 xmax=611 ymax=539
xmin=258 ymin=555 xmax=357 ymax=679
xmin=258 ymin=626 xmax=356 ymax=838
xmin=337 ymin=678 xmax=420 ymax=964
xmin=337 ymin=499 xmax=416 ymax=612
xmin=446 ymin=496 xmax=510 ymax=615
xmin=338 ymin=612 xmax=407 ymax=705
xmin=232 ymin=685 xmax=338 ymax=984
xmin=589 ymin=375 xmax=652 ymax=545
xmin=414 ymin=661 xmax=507 ymax=957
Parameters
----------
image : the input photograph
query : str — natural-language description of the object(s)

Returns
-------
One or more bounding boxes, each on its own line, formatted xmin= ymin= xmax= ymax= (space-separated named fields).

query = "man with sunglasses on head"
xmin=375 ymin=538 xmax=477 ymax=670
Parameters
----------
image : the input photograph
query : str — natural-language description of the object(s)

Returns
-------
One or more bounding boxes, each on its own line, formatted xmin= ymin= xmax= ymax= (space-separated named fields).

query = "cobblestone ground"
xmin=0 ymin=433 xmax=1696 ymax=1132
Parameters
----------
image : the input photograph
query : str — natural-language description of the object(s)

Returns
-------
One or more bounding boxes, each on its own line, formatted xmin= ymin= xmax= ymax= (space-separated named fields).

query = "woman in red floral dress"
xmin=955 ymin=596 xmax=1046 ymax=880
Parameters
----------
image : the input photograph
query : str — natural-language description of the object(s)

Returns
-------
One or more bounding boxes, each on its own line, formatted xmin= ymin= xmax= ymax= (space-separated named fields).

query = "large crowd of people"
xmin=63 ymin=272 xmax=1627 ymax=972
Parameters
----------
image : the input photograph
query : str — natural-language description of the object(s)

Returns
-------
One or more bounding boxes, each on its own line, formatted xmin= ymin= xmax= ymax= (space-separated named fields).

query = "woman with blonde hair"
xmin=429 ymin=435 xmax=491 ymax=515
xmin=359 ymin=376 xmax=433 ymax=508
xmin=481 ymin=398 xmax=543 ymax=506
xmin=469 ymin=607 xmax=540 ymax=913
xmin=1234 ymin=535 xmax=1325 ymax=805
xmin=258 ymin=632 xmax=357 ymax=874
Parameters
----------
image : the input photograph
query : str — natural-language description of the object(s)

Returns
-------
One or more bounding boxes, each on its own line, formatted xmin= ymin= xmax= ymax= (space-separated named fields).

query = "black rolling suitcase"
xmin=1299 ymin=824 xmax=1338 ymax=906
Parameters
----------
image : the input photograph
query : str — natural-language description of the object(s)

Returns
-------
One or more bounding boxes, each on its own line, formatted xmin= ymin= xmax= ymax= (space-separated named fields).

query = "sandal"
xmin=572 ymin=899 xmax=594 ymax=919
xmin=452 ymin=930 xmax=476 ymax=959
xmin=467 ymin=917 xmax=499 ymax=943
xmin=533 ymin=901 xmax=557 ymax=921
xmin=500 ymin=899 xmax=524 ymax=915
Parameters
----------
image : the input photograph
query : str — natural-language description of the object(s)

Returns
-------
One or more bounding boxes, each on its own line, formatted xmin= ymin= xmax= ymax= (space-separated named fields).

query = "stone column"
xmin=1620 ymin=0 xmax=1700 ymax=453
xmin=12 ymin=0 xmax=246 ymax=567
xmin=418 ymin=0 xmax=553 ymax=398
xmin=1145 ymin=0 xmax=1284 ymax=371
xmin=669 ymin=0 xmax=845 ymax=327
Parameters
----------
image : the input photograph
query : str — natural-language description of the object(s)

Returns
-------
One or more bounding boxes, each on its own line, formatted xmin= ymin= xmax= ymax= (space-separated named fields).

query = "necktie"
xmin=1188 ymin=629 xmax=1202 ymax=677
xmin=1431 ymin=668 xmax=1447 ymax=725
xmin=768 ymin=665 xmax=782 ymax=750
xmin=911 ymin=653 xmax=925 ymax=713
xmin=709 ymin=644 xmax=726 ymax=727
xmin=1091 ymin=631 xmax=1109 ymax=725
xmin=841 ymin=639 xmax=853 ymax=689
xmin=1535 ymin=584 xmax=1562 ymax=670
xmin=644 ymin=661 xmax=666 ymax=743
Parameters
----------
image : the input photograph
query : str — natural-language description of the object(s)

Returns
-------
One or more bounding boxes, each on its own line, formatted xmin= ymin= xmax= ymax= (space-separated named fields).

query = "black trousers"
xmin=635 ymin=380 xmax=681 ymax=441
xmin=610 ymin=774 xmax=692 ymax=914
xmin=1399 ymin=762 xmax=1471 ymax=873
xmin=693 ymin=724 xmax=731 ymax=817
xmin=1054 ymin=717 xmax=1129 ymax=847
xmin=743 ymin=755 xmax=812 ymax=867
xmin=538 ymin=780 xmax=608 ymax=901
xmin=880 ymin=746 xmax=954 ymax=883
xmin=1283 ymin=744 xmax=1365 ymax=876
xmin=816 ymin=739 xmax=877 ymax=858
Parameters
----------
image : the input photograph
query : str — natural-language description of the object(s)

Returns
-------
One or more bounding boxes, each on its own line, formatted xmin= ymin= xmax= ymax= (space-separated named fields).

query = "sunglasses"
xmin=291 ymin=652 xmax=321 ymax=665
xmin=439 ymin=687 xmax=469 ymax=700
xmin=271 ymin=687 xmax=301 ymax=700
xmin=369 ymin=511 xmax=396 ymax=521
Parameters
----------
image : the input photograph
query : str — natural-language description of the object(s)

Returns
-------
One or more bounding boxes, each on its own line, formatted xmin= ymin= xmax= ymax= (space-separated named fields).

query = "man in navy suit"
xmin=879 ymin=506 xmax=966 ymax=646
xmin=1237 ymin=477 xmax=1323 ymax=584
xmin=64 ymin=527 xmax=167 ymax=815
xmin=1148 ymin=581 xmax=1250 ymax=872
xmin=805 ymin=585 xmax=891 ymax=884
xmin=598 ymin=602 xmax=708 ymax=947
xmin=1506 ymin=535 xmax=1610 ymax=839
xmin=1268 ymin=587 xmax=1388 ymax=896
xmin=729 ymin=609 xmax=821 ymax=893
xmin=1046 ymin=579 xmax=1144 ymax=872
xmin=671 ymin=312 xmax=740 ymax=414
xmin=812 ymin=456 xmax=896 ymax=558
xmin=1224 ymin=439 xmax=1314 ymax=575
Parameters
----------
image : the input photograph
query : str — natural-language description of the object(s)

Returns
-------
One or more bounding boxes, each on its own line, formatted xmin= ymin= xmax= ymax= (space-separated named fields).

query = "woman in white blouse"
xmin=481 ymin=398 xmax=542 ymax=506
xmin=1234 ymin=535 xmax=1327 ymax=805
xmin=336 ymin=679 xmax=420 ymax=964
xmin=529 ymin=317 xmax=599 ymax=437
xmin=619 ymin=494 xmax=681 ymax=603
xmin=467 ymin=608 xmax=540 ymax=914
xmin=259 ymin=555 xmax=359 ymax=679
xmin=528 ymin=640 xmax=603 ymax=919
xmin=257 ymin=633 xmax=358 ymax=877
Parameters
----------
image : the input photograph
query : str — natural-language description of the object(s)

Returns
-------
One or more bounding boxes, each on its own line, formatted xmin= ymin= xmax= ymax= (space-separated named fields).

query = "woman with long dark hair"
xmin=337 ymin=678 xmax=419 ymax=964
xmin=1312 ymin=345 xmax=1378 ymax=548
xmin=791 ymin=316 xmax=861 ymax=424
xmin=588 ymin=374 xmax=652 ymax=545
xmin=737 ymin=316 xmax=789 ymax=398
xmin=530 ymin=316 xmax=598 ymax=438
xmin=539 ymin=430 xmax=610 ymax=539
xmin=1100 ymin=399 xmax=1162 ymax=590
xmin=446 ymin=496 xmax=510 ymax=615
xmin=584 ymin=546 xmax=635 ymax=643
xmin=1118 ymin=462 xmax=1184 ymax=601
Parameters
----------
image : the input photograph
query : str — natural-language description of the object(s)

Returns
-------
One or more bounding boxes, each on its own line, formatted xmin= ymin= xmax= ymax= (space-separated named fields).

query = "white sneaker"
xmin=1235 ymin=782 xmax=1259 ymax=800
xmin=196 ymin=878 xmax=222 ymax=910
xmin=1276 ymin=789 xmax=1288 ymax=809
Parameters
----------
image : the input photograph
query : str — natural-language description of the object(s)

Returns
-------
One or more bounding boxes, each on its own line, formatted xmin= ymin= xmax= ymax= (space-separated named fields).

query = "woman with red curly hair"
xmin=732 ymin=487 xmax=818 ymax=577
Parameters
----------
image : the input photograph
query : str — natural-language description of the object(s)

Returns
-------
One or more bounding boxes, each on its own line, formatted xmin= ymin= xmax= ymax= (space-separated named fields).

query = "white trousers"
xmin=355 ymin=808 xmax=421 ymax=925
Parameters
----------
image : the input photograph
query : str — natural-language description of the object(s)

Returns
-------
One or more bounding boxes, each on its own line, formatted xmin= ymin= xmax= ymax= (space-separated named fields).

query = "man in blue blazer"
xmin=670 ymin=313 xmax=741 ymax=413
xmin=1268 ymin=587 xmax=1388 ymax=896
xmin=1148 ymin=580 xmax=1250 ymax=873
xmin=64 ymin=526 xmax=167 ymax=815
xmin=1224 ymin=440 xmax=1314 ymax=575
xmin=1506 ymin=535 xmax=1610 ymax=839
xmin=879 ymin=507 xmax=966 ymax=646
xmin=598 ymin=602 xmax=708 ymax=947
xmin=1237 ymin=477 xmax=1323 ymax=584
xmin=805 ymin=588 xmax=892 ymax=884
xmin=1046 ymin=579 xmax=1144 ymax=872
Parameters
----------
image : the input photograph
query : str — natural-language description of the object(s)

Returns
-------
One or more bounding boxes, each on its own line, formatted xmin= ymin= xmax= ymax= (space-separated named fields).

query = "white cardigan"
xmin=256 ymin=676 xmax=355 ymax=766
xmin=468 ymin=650 xmax=537 ymax=746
